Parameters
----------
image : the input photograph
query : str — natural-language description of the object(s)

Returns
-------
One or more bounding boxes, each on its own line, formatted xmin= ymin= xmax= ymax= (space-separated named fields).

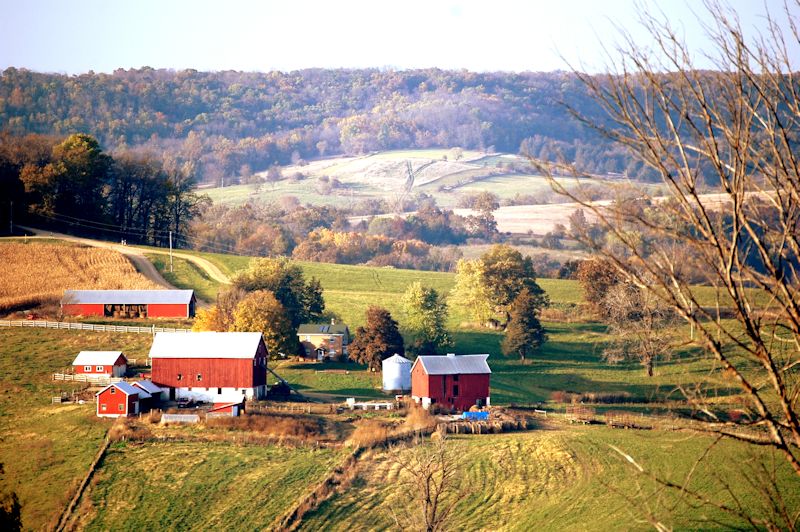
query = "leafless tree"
xmin=602 ymin=279 xmax=677 ymax=376
xmin=532 ymin=0 xmax=800 ymax=527
xmin=386 ymin=434 xmax=468 ymax=532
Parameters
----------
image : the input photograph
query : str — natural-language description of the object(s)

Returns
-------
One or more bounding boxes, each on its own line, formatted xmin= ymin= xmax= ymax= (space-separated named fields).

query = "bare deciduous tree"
xmin=533 ymin=1 xmax=800 ymax=527
xmin=387 ymin=434 xmax=468 ymax=532
xmin=602 ymin=280 xmax=676 ymax=376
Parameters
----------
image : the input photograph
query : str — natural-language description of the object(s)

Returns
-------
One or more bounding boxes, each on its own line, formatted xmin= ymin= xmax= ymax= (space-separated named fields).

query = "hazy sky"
xmin=0 ymin=0 xmax=796 ymax=74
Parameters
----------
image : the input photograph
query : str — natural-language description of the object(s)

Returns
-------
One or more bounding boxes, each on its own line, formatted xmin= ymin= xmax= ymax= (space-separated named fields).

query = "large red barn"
xmin=411 ymin=353 xmax=491 ymax=411
xmin=72 ymin=351 xmax=127 ymax=377
xmin=96 ymin=382 xmax=141 ymax=417
xmin=62 ymin=289 xmax=196 ymax=318
xmin=149 ymin=332 xmax=268 ymax=403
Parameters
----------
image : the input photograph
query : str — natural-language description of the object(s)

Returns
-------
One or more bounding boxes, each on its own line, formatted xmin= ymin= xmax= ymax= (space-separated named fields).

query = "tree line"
xmin=0 ymin=132 xmax=205 ymax=244
xmin=0 ymin=67 xmax=654 ymax=184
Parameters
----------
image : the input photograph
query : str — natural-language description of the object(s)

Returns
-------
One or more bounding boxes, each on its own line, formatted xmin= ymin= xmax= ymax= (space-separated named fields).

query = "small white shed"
xmin=382 ymin=354 xmax=412 ymax=392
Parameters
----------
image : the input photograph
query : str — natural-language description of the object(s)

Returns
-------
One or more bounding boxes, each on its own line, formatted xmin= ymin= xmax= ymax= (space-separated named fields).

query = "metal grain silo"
xmin=382 ymin=353 xmax=412 ymax=392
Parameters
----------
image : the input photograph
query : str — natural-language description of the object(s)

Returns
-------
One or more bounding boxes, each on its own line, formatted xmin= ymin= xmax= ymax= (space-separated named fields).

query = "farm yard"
xmin=0 ymin=235 xmax=795 ymax=530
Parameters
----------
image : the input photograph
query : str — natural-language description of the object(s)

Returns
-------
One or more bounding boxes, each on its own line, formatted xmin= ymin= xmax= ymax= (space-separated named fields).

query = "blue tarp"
xmin=461 ymin=411 xmax=489 ymax=421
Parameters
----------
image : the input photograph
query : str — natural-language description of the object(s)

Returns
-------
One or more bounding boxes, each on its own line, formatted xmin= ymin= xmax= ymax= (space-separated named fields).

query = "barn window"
xmin=101 ymin=404 xmax=107 ymax=411
xmin=96 ymin=365 xmax=104 ymax=371
xmin=84 ymin=365 xmax=92 ymax=372
xmin=118 ymin=404 xmax=124 ymax=411
xmin=453 ymin=385 xmax=459 ymax=397
xmin=453 ymin=374 xmax=459 ymax=382
xmin=177 ymin=374 xmax=183 ymax=381
xmin=110 ymin=387 xmax=116 ymax=395
xmin=218 ymin=388 xmax=222 ymax=394
xmin=196 ymin=374 xmax=202 ymax=382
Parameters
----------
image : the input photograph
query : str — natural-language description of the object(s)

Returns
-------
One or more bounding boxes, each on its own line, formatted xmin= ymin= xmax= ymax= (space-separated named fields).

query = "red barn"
xmin=62 ymin=289 xmax=196 ymax=318
xmin=149 ymin=332 xmax=268 ymax=403
xmin=411 ymin=353 xmax=491 ymax=411
xmin=96 ymin=382 xmax=141 ymax=417
xmin=72 ymin=351 xmax=127 ymax=377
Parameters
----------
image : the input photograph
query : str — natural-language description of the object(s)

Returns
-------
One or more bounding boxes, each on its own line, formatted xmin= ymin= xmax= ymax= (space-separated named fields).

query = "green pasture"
xmin=84 ymin=441 xmax=343 ymax=531
xmin=0 ymin=328 xmax=152 ymax=530
xmin=301 ymin=428 xmax=800 ymax=531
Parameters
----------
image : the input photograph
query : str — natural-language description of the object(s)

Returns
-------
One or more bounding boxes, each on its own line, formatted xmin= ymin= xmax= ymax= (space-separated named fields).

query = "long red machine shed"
xmin=411 ymin=353 xmax=491 ymax=412
xmin=62 ymin=290 xmax=196 ymax=318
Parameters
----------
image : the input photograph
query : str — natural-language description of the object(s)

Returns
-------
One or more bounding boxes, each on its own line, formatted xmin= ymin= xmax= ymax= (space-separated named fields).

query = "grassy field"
xmin=200 ymin=149 xmax=658 ymax=212
xmin=301 ymin=428 xmax=800 ymax=531
xmin=0 ymin=328 xmax=152 ymax=530
xmin=0 ymin=240 xmax=159 ymax=313
xmin=80 ymin=441 xmax=344 ymax=530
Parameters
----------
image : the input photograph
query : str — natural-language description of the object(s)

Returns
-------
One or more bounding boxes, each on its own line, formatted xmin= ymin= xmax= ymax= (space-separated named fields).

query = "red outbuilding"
xmin=72 ymin=351 xmax=127 ymax=377
xmin=411 ymin=353 xmax=491 ymax=411
xmin=96 ymin=382 xmax=141 ymax=417
xmin=62 ymin=289 xmax=196 ymax=318
xmin=149 ymin=332 xmax=268 ymax=403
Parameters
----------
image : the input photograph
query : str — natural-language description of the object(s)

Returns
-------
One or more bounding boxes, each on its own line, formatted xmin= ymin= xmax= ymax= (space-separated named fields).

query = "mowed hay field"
xmin=301 ymin=429 xmax=800 ymax=531
xmin=78 ymin=442 xmax=344 ymax=530
xmin=0 ymin=328 xmax=152 ymax=530
xmin=0 ymin=240 xmax=160 ymax=313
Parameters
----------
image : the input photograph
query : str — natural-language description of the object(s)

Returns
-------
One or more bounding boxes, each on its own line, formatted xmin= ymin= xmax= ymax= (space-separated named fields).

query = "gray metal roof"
xmin=297 ymin=323 xmax=349 ymax=335
xmin=95 ymin=381 xmax=140 ymax=396
xmin=63 ymin=289 xmax=195 ymax=305
xmin=413 ymin=354 xmax=491 ymax=375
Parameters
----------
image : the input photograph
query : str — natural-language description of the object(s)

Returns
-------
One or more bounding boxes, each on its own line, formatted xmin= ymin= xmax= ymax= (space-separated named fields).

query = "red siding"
xmin=411 ymin=365 xmax=490 ymax=412
xmin=411 ymin=364 xmax=430 ymax=398
xmin=63 ymin=303 xmax=103 ymax=316
xmin=97 ymin=387 xmax=138 ymax=417
xmin=74 ymin=355 xmax=126 ymax=375
xmin=148 ymin=303 xmax=189 ymax=318
xmin=151 ymin=342 xmax=268 ymax=389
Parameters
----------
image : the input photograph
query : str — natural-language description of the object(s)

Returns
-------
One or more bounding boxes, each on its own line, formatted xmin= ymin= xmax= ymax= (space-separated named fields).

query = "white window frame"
xmin=96 ymin=365 xmax=104 ymax=372
xmin=84 ymin=365 xmax=92 ymax=372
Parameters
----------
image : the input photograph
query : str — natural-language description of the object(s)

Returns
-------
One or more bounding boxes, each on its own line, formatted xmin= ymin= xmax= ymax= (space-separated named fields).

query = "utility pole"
xmin=169 ymin=231 xmax=174 ymax=273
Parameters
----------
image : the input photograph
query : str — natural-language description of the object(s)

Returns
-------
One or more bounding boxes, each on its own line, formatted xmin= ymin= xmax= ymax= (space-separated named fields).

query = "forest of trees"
xmin=0 ymin=67 xmax=649 ymax=184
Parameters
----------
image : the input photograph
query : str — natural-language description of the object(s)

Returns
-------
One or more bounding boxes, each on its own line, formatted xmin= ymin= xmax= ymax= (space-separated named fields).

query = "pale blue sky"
xmin=0 ymin=0 xmax=796 ymax=73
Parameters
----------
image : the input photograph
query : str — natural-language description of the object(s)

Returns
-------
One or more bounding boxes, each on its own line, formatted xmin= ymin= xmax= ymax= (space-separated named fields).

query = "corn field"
xmin=0 ymin=242 xmax=160 ymax=312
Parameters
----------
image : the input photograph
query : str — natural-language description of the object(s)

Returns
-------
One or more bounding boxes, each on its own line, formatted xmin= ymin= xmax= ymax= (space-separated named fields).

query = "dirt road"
xmin=18 ymin=226 xmax=231 ymax=288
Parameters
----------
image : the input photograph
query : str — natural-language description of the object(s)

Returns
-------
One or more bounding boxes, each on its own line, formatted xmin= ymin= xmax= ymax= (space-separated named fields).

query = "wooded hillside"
xmin=0 ymin=68 xmax=648 ymax=183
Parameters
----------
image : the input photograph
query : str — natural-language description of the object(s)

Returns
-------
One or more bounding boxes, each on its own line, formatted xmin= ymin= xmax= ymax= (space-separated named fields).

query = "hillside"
xmin=0 ymin=68 xmax=646 ymax=185
xmin=202 ymin=149 xmax=655 ymax=213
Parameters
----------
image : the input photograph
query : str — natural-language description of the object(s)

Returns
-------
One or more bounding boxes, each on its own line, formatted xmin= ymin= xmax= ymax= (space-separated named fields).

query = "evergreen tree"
xmin=501 ymin=289 xmax=547 ymax=361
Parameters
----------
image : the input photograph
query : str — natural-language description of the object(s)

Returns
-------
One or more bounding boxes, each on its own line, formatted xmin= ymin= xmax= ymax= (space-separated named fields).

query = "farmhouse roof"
xmin=132 ymin=380 xmax=162 ymax=394
xmin=412 ymin=354 xmax=491 ymax=375
xmin=72 ymin=351 xmax=126 ymax=366
xmin=149 ymin=332 xmax=265 ymax=359
xmin=95 ymin=382 xmax=140 ymax=396
xmin=63 ymin=289 xmax=195 ymax=305
xmin=298 ymin=323 xmax=349 ymax=335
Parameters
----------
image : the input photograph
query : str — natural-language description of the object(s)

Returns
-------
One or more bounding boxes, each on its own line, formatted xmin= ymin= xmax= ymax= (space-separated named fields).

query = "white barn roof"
xmin=413 ymin=354 xmax=491 ymax=375
xmin=96 ymin=381 xmax=140 ymax=396
xmin=63 ymin=290 xmax=195 ymax=305
xmin=149 ymin=332 xmax=265 ymax=359
xmin=73 ymin=351 xmax=125 ymax=366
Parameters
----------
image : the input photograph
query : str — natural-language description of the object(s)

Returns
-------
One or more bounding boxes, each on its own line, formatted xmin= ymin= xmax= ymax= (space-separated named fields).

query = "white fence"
xmin=0 ymin=320 xmax=190 ymax=334
xmin=53 ymin=373 xmax=123 ymax=385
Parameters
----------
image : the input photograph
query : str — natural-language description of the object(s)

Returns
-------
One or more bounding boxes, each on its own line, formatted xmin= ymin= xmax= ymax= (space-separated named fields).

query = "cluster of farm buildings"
xmin=61 ymin=289 xmax=492 ymax=417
